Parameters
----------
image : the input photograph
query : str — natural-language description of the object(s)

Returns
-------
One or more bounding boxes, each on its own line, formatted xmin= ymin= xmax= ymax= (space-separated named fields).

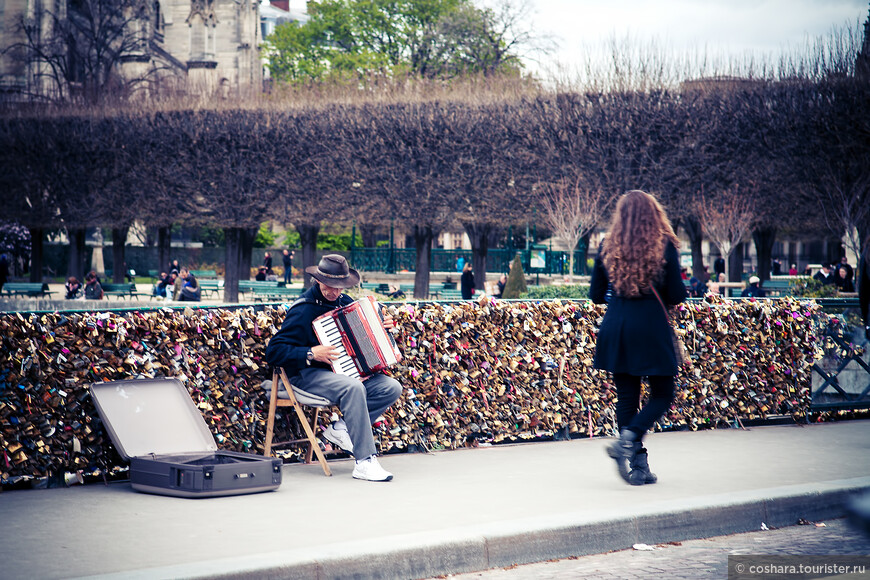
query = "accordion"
xmin=312 ymin=296 xmax=403 ymax=380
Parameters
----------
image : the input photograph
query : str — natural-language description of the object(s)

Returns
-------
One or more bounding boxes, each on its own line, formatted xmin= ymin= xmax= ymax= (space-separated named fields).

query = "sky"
xmin=522 ymin=0 xmax=869 ymax=78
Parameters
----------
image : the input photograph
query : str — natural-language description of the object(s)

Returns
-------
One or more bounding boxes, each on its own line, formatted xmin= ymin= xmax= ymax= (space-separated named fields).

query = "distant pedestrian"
xmin=834 ymin=265 xmax=854 ymax=293
xmin=263 ymin=252 xmax=273 ymax=275
xmin=460 ymin=262 xmax=474 ymax=300
xmin=84 ymin=271 xmax=104 ymax=300
xmin=814 ymin=263 xmax=835 ymax=285
xmin=282 ymin=249 xmax=294 ymax=284
xmin=65 ymin=276 xmax=82 ymax=299
xmin=455 ymin=255 xmax=465 ymax=273
xmin=839 ymin=256 xmax=854 ymax=282
xmin=708 ymin=273 xmax=727 ymax=296
xmin=688 ymin=276 xmax=707 ymax=297
xmin=172 ymin=268 xmax=187 ymax=300
xmin=495 ymin=274 xmax=507 ymax=299
xmin=152 ymin=273 xmax=165 ymax=297
xmin=713 ymin=257 xmax=725 ymax=278
xmin=169 ymin=259 xmax=180 ymax=275
xmin=788 ymin=264 xmax=798 ymax=276
xmin=158 ymin=271 xmax=175 ymax=299
xmin=741 ymin=276 xmax=766 ymax=298
xmin=590 ymin=190 xmax=687 ymax=486
xmin=179 ymin=272 xmax=201 ymax=302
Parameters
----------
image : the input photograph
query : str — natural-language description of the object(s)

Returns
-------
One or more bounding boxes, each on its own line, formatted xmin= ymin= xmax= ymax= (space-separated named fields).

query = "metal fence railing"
xmin=810 ymin=298 xmax=870 ymax=411
xmin=349 ymin=247 xmax=590 ymax=276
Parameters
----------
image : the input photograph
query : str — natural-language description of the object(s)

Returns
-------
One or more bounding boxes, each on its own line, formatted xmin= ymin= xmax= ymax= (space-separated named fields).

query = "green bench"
xmin=439 ymin=289 xmax=466 ymax=300
xmin=198 ymin=279 xmax=224 ymax=298
xmin=2 ymin=282 xmax=54 ymax=298
xmin=760 ymin=278 xmax=802 ymax=297
xmin=101 ymin=283 xmax=140 ymax=299
xmin=190 ymin=269 xmax=218 ymax=279
xmin=252 ymin=286 xmax=300 ymax=302
xmin=238 ymin=280 xmax=282 ymax=296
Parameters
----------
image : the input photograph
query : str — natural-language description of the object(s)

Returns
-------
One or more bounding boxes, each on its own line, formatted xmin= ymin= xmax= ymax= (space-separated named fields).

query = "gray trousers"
xmin=292 ymin=367 xmax=402 ymax=459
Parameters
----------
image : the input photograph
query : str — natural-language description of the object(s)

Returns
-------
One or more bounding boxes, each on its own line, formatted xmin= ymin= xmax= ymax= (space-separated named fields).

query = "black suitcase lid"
xmin=90 ymin=378 xmax=217 ymax=459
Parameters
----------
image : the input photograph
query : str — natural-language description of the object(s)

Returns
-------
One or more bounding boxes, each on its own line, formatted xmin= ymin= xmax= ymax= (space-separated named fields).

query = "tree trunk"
xmin=67 ymin=228 xmax=88 ymax=282
xmin=463 ymin=222 xmax=501 ymax=294
xmin=412 ymin=225 xmax=433 ymax=299
xmin=752 ymin=226 xmax=777 ymax=283
xmin=577 ymin=232 xmax=592 ymax=276
xmin=296 ymin=222 xmax=320 ymax=288
xmin=359 ymin=223 xmax=379 ymax=248
xmin=111 ymin=226 xmax=129 ymax=283
xmin=223 ymin=227 xmax=242 ymax=303
xmin=858 ymin=217 xmax=870 ymax=266
xmin=728 ymin=243 xmax=744 ymax=283
xmin=239 ymin=227 xmax=257 ymax=281
xmin=157 ymin=226 xmax=172 ymax=276
xmin=682 ymin=216 xmax=705 ymax=280
xmin=29 ymin=228 xmax=43 ymax=283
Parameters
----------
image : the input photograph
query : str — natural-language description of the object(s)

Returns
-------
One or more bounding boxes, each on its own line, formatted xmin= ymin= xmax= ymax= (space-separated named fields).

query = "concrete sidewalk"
xmin=1 ymin=421 xmax=868 ymax=580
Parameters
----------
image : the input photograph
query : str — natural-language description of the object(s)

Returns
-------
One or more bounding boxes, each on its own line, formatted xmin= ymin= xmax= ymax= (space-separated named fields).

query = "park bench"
xmin=252 ymin=286 xmax=300 ymax=302
xmin=198 ymin=279 xmax=224 ymax=298
xmin=2 ymin=282 xmax=54 ymax=298
xmin=760 ymin=279 xmax=794 ymax=297
xmin=101 ymin=283 xmax=140 ymax=300
xmin=190 ymin=269 xmax=218 ymax=279
xmin=238 ymin=280 xmax=282 ymax=297
xmin=439 ymin=289 xmax=465 ymax=301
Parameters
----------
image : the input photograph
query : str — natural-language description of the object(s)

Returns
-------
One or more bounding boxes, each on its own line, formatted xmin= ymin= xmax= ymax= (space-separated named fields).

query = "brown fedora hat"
xmin=305 ymin=254 xmax=360 ymax=289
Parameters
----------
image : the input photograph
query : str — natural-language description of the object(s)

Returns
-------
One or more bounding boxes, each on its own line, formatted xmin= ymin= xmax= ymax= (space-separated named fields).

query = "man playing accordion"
xmin=265 ymin=254 xmax=402 ymax=482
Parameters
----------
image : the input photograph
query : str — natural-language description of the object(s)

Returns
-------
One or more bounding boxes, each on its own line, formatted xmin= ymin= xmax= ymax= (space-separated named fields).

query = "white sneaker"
xmin=322 ymin=422 xmax=354 ymax=454
xmin=352 ymin=456 xmax=393 ymax=482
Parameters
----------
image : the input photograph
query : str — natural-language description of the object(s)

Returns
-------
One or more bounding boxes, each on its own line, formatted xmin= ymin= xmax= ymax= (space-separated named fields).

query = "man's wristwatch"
xmin=306 ymin=349 xmax=315 ymax=366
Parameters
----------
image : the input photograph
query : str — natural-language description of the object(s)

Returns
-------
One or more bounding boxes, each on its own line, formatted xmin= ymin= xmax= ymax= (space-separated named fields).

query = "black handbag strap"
xmin=650 ymin=286 xmax=670 ymax=322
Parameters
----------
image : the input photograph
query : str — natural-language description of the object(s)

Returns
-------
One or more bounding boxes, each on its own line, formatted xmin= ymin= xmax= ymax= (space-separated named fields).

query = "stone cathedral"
xmin=0 ymin=0 xmax=267 ymax=100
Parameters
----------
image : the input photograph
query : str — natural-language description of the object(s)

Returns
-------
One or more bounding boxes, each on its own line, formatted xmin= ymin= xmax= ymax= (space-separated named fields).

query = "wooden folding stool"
xmin=264 ymin=368 xmax=332 ymax=476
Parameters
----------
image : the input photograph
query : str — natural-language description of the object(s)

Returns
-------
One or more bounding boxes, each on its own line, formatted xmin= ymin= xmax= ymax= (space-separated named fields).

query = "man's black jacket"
xmin=264 ymin=284 xmax=354 ymax=377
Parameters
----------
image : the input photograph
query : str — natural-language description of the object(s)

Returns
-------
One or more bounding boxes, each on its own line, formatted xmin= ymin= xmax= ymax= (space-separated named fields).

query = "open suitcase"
xmin=90 ymin=378 xmax=282 ymax=498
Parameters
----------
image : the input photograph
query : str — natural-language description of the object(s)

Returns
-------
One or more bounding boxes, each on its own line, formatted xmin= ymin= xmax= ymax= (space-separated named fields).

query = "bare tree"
xmin=5 ymin=0 xmax=159 ymax=103
xmin=696 ymin=186 xmax=756 ymax=282
xmin=357 ymin=101 xmax=459 ymax=298
xmin=539 ymin=176 xmax=613 ymax=282
xmin=791 ymin=77 xmax=870 ymax=260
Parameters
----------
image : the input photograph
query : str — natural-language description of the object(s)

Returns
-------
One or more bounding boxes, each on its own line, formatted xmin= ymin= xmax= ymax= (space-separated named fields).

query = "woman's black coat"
xmin=589 ymin=242 xmax=687 ymax=376
xmin=460 ymin=269 xmax=475 ymax=299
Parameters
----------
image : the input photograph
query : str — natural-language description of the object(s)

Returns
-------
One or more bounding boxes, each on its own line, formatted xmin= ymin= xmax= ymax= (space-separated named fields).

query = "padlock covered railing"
xmin=0 ymin=296 xmax=861 ymax=487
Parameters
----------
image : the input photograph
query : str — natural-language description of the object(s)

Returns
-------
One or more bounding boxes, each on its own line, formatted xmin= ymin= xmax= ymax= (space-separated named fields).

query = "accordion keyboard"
xmin=312 ymin=317 xmax=362 ymax=380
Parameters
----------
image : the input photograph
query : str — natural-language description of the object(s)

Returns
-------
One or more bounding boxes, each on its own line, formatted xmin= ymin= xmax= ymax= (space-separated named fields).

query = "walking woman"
xmin=589 ymin=190 xmax=687 ymax=485
xmin=460 ymin=261 xmax=475 ymax=300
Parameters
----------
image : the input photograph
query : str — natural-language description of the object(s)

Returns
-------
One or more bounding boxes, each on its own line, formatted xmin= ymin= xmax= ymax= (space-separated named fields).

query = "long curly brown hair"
xmin=601 ymin=190 xmax=680 ymax=297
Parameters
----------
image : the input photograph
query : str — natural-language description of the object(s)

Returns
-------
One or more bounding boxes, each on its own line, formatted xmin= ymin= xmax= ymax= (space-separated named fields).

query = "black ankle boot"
xmin=628 ymin=447 xmax=658 ymax=485
xmin=606 ymin=429 xmax=641 ymax=483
